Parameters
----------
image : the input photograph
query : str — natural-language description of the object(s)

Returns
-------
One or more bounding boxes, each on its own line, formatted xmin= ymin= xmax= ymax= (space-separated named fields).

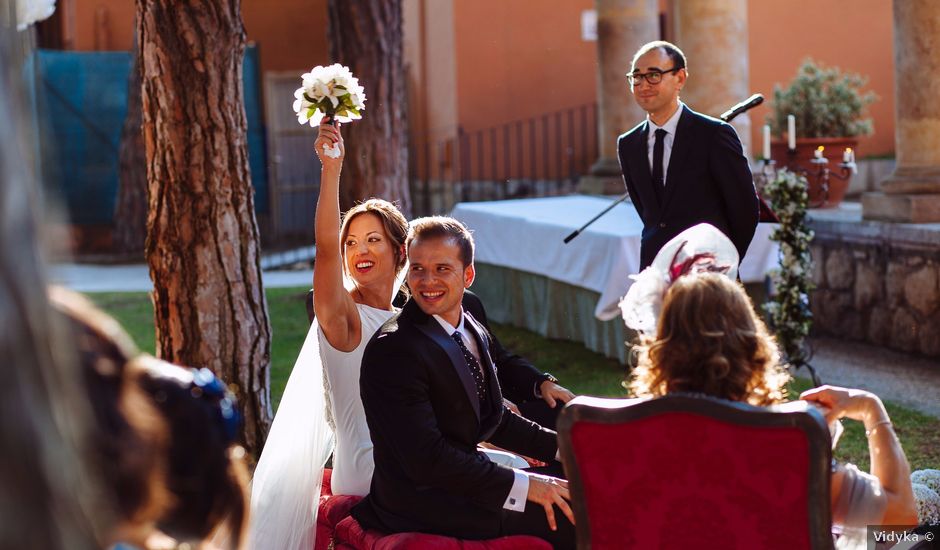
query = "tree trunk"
xmin=137 ymin=0 xmax=273 ymax=455
xmin=113 ymin=31 xmax=147 ymax=257
xmin=0 ymin=23 xmax=100 ymax=549
xmin=328 ymin=0 xmax=411 ymax=216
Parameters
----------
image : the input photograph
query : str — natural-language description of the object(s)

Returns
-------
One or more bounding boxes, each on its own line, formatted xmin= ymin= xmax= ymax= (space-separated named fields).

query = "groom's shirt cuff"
xmin=503 ymin=469 xmax=528 ymax=511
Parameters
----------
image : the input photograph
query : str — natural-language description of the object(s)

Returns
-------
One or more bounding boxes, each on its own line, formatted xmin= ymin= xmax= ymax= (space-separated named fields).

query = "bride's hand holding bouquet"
xmin=293 ymin=63 xmax=366 ymax=161
xmin=315 ymin=121 xmax=345 ymax=168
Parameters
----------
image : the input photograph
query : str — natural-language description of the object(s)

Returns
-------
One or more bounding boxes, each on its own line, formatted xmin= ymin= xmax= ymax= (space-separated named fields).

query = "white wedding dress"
xmin=248 ymin=303 xmax=395 ymax=550
xmin=319 ymin=304 xmax=396 ymax=495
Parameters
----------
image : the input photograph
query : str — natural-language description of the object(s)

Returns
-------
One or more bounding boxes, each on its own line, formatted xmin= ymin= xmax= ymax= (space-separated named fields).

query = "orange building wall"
xmin=65 ymin=0 xmax=328 ymax=74
xmin=62 ymin=0 xmax=894 ymax=162
xmin=452 ymin=0 xmax=597 ymax=134
xmin=746 ymin=0 xmax=894 ymax=158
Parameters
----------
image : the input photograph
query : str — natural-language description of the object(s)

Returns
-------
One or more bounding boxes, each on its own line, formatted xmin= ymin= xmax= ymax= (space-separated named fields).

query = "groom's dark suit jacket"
xmin=351 ymin=298 xmax=558 ymax=539
xmin=618 ymin=104 xmax=759 ymax=269
xmin=462 ymin=290 xmax=550 ymax=406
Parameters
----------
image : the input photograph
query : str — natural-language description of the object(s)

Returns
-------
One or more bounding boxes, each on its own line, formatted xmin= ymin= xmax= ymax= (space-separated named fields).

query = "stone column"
xmin=580 ymin=0 xmax=658 ymax=194
xmin=863 ymin=1 xmax=940 ymax=222
xmin=671 ymin=0 xmax=751 ymax=158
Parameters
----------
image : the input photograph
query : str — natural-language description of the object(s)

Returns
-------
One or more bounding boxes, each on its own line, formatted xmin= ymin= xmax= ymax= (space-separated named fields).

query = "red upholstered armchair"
xmin=557 ymin=394 xmax=833 ymax=550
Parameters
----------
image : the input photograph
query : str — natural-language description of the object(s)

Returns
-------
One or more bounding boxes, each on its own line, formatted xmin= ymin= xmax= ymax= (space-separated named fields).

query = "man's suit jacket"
xmin=462 ymin=290 xmax=549 ymax=405
xmin=618 ymin=104 xmax=759 ymax=269
xmin=351 ymin=298 xmax=558 ymax=539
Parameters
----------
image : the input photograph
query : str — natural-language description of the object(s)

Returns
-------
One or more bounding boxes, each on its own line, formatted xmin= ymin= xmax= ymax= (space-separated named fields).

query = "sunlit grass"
xmin=86 ymin=287 xmax=940 ymax=472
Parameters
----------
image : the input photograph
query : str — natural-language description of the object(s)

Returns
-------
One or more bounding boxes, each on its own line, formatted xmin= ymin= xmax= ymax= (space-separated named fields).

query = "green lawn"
xmin=85 ymin=287 xmax=940 ymax=472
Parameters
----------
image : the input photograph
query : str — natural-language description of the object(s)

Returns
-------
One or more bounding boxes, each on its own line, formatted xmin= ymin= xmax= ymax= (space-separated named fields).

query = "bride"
xmin=248 ymin=119 xmax=409 ymax=549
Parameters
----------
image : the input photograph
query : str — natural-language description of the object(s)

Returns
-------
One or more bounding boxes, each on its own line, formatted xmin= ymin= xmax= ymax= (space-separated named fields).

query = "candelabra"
xmin=754 ymin=148 xmax=857 ymax=209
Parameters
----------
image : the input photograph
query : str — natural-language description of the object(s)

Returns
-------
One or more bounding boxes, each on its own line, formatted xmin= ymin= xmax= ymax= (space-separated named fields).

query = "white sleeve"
xmin=833 ymin=462 xmax=887 ymax=528
xmin=503 ymin=469 xmax=529 ymax=512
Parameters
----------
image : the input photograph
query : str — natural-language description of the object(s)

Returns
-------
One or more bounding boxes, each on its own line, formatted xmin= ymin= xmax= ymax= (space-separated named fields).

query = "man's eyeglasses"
xmin=627 ymin=67 xmax=682 ymax=86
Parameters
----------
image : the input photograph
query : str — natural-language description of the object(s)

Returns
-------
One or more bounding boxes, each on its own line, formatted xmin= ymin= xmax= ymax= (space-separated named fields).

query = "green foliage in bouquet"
xmin=770 ymin=59 xmax=877 ymax=138
xmin=762 ymin=169 xmax=815 ymax=368
xmin=302 ymin=86 xmax=362 ymax=120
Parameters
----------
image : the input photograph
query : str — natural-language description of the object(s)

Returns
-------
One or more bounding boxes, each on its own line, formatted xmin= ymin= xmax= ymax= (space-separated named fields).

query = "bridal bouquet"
xmin=16 ymin=0 xmax=57 ymax=31
xmin=292 ymin=63 xmax=367 ymax=158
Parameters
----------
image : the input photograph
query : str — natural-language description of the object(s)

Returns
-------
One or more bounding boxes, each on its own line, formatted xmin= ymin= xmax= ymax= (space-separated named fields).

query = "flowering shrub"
xmin=913 ymin=470 xmax=940 ymax=497
xmin=769 ymin=59 xmax=877 ymax=138
xmin=912 ymin=482 xmax=940 ymax=525
xmin=762 ymin=169 xmax=814 ymax=368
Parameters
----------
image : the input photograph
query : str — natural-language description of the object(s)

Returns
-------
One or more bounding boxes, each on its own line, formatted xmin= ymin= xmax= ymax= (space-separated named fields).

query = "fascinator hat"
xmin=620 ymin=223 xmax=739 ymax=334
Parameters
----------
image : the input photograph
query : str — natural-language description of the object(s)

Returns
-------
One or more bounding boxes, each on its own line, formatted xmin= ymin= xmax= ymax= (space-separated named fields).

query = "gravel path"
xmin=806 ymin=337 xmax=940 ymax=418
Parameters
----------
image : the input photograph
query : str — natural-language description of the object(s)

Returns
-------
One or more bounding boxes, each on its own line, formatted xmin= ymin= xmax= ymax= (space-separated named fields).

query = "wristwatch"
xmin=541 ymin=373 xmax=559 ymax=385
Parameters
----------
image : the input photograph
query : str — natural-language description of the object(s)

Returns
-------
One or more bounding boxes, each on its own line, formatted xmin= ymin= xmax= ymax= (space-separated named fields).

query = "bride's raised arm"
xmin=312 ymin=120 xmax=360 ymax=351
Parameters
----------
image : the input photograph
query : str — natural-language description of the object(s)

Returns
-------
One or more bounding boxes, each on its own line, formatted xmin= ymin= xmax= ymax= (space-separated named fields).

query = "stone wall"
xmin=809 ymin=204 xmax=940 ymax=358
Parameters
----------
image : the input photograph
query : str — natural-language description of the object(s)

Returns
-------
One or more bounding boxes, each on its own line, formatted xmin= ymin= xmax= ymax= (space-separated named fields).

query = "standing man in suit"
xmin=353 ymin=216 xmax=575 ymax=548
xmin=618 ymin=40 xmax=759 ymax=269
xmin=463 ymin=290 xmax=575 ymax=430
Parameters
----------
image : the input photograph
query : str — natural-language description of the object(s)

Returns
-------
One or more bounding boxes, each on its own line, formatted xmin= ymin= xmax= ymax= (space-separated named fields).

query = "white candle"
xmin=787 ymin=115 xmax=796 ymax=150
xmin=763 ymin=125 xmax=771 ymax=160
xmin=814 ymin=146 xmax=824 ymax=159
xmin=843 ymin=148 xmax=852 ymax=163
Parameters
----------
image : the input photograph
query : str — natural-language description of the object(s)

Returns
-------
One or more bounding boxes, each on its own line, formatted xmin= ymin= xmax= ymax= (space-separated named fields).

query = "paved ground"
xmin=49 ymin=262 xmax=314 ymax=292
xmin=52 ymin=262 xmax=939 ymax=419
xmin=805 ymin=337 xmax=940 ymax=418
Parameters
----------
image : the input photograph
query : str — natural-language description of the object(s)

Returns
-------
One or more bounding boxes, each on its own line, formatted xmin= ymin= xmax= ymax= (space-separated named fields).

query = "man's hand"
xmin=526 ymin=473 xmax=575 ymax=531
xmin=539 ymin=381 xmax=575 ymax=408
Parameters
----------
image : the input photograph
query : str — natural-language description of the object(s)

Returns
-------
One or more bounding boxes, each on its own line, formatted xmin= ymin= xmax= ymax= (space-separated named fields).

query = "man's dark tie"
xmin=652 ymin=128 xmax=667 ymax=187
xmin=451 ymin=331 xmax=487 ymax=401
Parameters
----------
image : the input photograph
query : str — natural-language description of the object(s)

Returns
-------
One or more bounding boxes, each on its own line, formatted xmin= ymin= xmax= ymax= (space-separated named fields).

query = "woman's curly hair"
xmin=630 ymin=273 xmax=790 ymax=406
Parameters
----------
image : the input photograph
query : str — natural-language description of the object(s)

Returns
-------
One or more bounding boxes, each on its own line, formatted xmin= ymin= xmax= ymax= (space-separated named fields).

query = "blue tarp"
xmin=36 ymin=46 xmax=268 ymax=225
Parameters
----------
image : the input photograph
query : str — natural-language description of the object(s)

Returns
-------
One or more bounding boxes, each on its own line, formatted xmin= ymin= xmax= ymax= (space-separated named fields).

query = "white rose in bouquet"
xmin=16 ymin=0 xmax=56 ymax=31
xmin=292 ymin=63 xmax=367 ymax=158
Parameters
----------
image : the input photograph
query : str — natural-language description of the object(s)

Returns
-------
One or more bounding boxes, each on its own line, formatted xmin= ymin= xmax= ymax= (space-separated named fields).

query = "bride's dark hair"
xmin=630 ymin=273 xmax=789 ymax=406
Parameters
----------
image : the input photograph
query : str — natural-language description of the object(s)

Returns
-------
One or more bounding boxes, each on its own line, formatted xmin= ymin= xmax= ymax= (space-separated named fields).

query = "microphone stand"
xmin=564 ymin=94 xmax=766 ymax=244
xmin=562 ymin=192 xmax=630 ymax=243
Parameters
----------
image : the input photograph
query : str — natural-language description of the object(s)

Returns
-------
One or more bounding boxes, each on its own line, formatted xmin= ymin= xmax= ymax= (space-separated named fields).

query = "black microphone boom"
xmin=719 ymin=93 xmax=764 ymax=122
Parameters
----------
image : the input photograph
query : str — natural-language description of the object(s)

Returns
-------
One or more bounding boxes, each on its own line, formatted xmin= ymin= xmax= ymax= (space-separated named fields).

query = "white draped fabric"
xmin=248 ymin=318 xmax=334 ymax=550
xmin=452 ymin=195 xmax=778 ymax=321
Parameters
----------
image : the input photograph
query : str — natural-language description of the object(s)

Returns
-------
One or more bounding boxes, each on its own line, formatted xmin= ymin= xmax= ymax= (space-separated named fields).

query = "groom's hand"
xmin=526 ymin=474 xmax=575 ymax=531
xmin=539 ymin=381 xmax=575 ymax=408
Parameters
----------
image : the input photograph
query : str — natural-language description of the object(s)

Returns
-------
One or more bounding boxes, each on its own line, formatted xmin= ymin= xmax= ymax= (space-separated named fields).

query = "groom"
xmin=353 ymin=216 xmax=575 ymax=548
xmin=618 ymin=40 xmax=759 ymax=269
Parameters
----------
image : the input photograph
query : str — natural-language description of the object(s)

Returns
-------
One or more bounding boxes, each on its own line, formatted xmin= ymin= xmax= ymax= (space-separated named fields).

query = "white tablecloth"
xmin=451 ymin=195 xmax=779 ymax=321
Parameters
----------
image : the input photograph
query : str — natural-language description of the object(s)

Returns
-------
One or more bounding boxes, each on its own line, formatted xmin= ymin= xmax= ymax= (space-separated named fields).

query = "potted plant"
xmin=769 ymin=59 xmax=878 ymax=207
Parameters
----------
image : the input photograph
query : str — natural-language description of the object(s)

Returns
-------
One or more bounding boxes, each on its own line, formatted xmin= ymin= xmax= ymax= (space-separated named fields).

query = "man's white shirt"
xmin=645 ymin=100 xmax=684 ymax=185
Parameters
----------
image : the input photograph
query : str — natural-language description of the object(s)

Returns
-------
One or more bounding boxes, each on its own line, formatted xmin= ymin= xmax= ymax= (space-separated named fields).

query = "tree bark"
xmin=136 ymin=0 xmax=273 ymax=455
xmin=113 ymin=31 xmax=147 ymax=257
xmin=328 ymin=0 xmax=411 ymax=216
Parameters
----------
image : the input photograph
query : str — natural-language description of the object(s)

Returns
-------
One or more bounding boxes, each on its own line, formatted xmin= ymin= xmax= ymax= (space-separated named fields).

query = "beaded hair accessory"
xmin=137 ymin=356 xmax=243 ymax=446
xmin=190 ymin=367 xmax=242 ymax=445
